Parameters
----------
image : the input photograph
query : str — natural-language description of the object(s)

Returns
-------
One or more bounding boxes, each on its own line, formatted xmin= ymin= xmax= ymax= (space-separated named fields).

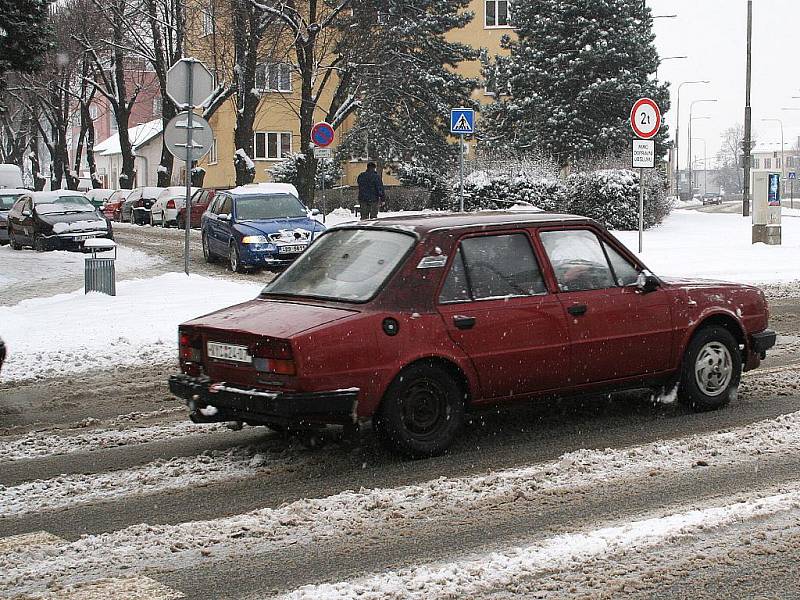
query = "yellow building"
xmin=191 ymin=1 xmax=512 ymax=190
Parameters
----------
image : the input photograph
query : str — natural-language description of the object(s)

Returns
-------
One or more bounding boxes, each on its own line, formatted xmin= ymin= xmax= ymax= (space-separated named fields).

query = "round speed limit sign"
xmin=630 ymin=98 xmax=661 ymax=140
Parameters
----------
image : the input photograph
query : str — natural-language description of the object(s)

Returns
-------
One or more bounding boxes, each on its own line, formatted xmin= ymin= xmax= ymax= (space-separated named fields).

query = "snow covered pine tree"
xmin=339 ymin=0 xmax=479 ymax=203
xmin=482 ymin=0 xmax=670 ymax=166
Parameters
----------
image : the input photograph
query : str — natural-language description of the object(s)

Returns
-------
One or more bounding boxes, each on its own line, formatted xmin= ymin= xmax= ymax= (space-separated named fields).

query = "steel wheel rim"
xmin=694 ymin=341 xmax=733 ymax=397
xmin=230 ymin=245 xmax=238 ymax=271
xmin=400 ymin=378 xmax=448 ymax=438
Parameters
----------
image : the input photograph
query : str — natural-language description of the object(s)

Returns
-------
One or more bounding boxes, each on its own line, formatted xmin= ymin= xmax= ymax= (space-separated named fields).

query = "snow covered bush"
xmin=457 ymin=170 xmax=567 ymax=212
xmin=269 ymin=153 xmax=343 ymax=189
xmin=567 ymin=169 xmax=671 ymax=230
xmin=395 ymin=161 xmax=453 ymax=210
xmin=456 ymin=161 xmax=670 ymax=230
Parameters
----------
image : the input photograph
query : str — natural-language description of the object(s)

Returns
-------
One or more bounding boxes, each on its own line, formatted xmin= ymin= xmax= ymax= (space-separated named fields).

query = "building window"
xmin=109 ymin=112 xmax=118 ymax=132
xmin=255 ymin=63 xmax=292 ymax=93
xmin=208 ymin=138 xmax=218 ymax=165
xmin=254 ymin=131 xmax=291 ymax=160
xmin=153 ymin=97 xmax=162 ymax=117
xmin=776 ymin=157 xmax=782 ymax=169
xmin=764 ymin=158 xmax=771 ymax=169
xmin=89 ymin=104 xmax=99 ymax=120
xmin=787 ymin=156 xmax=794 ymax=168
xmin=485 ymin=0 xmax=510 ymax=28
xmin=201 ymin=9 xmax=214 ymax=36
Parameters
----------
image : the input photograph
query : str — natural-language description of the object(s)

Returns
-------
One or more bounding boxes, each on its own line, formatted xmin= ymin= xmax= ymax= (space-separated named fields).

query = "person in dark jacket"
xmin=357 ymin=162 xmax=385 ymax=219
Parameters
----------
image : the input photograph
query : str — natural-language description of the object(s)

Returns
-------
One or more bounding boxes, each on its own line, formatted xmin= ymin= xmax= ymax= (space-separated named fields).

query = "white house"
xmin=94 ymin=119 xmax=185 ymax=188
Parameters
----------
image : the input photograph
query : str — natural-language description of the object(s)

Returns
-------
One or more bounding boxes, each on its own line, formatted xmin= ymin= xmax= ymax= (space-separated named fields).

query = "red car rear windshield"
xmin=263 ymin=228 xmax=416 ymax=302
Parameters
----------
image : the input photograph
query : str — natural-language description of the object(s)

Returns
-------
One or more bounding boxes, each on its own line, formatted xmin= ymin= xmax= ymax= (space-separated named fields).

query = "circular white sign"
xmin=630 ymin=98 xmax=662 ymax=140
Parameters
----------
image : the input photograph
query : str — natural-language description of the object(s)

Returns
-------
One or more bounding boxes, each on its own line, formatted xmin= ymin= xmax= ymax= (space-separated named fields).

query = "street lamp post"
xmin=692 ymin=138 xmax=707 ymax=195
xmin=674 ymin=81 xmax=710 ymax=197
xmin=760 ymin=118 xmax=784 ymax=192
xmin=688 ymin=104 xmax=714 ymax=197
xmin=655 ymin=56 xmax=687 ymax=80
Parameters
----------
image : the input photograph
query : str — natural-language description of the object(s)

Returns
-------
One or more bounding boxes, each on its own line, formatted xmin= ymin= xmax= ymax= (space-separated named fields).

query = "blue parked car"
xmin=201 ymin=183 xmax=325 ymax=272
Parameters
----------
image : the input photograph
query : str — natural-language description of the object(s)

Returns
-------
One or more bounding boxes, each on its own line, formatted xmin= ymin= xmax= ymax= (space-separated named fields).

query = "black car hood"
xmin=37 ymin=211 xmax=107 ymax=232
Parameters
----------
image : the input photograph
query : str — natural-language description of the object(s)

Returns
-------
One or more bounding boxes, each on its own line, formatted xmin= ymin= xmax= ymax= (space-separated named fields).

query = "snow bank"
xmin=0 ymin=244 xmax=163 ymax=286
xmin=0 ymin=273 xmax=262 ymax=382
xmin=614 ymin=210 xmax=800 ymax=284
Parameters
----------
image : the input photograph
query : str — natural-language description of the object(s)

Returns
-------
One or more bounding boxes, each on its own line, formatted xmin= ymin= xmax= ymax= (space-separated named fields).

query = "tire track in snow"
xmin=277 ymin=486 xmax=800 ymax=600
xmin=0 ymin=447 xmax=285 ymax=518
xmin=3 ymin=410 xmax=800 ymax=594
xmin=0 ymin=419 xmax=228 ymax=462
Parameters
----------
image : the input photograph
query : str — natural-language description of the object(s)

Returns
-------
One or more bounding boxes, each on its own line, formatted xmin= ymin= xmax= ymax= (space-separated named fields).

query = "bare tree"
xmin=76 ymin=0 xmax=149 ymax=188
xmin=716 ymin=124 xmax=750 ymax=195
xmin=250 ymin=0 xmax=358 ymax=202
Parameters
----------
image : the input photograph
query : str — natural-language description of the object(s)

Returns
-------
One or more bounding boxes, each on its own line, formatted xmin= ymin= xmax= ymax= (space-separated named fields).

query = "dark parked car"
xmin=122 ymin=186 xmax=164 ymax=225
xmin=702 ymin=192 xmax=723 ymax=205
xmin=201 ymin=183 xmax=324 ymax=272
xmin=177 ymin=188 xmax=216 ymax=229
xmin=0 ymin=188 xmax=27 ymax=245
xmin=170 ymin=212 xmax=776 ymax=458
xmin=7 ymin=191 xmax=113 ymax=251
xmin=0 ymin=337 xmax=5 ymax=374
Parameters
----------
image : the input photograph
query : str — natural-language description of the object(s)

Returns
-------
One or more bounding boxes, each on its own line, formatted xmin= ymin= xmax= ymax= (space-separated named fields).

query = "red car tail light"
xmin=167 ymin=199 xmax=176 ymax=209
xmin=179 ymin=330 xmax=203 ymax=363
xmin=252 ymin=338 xmax=296 ymax=375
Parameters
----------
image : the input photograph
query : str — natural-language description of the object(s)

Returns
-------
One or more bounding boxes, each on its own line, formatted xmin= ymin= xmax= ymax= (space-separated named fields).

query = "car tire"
xmin=33 ymin=235 xmax=48 ymax=252
xmin=177 ymin=215 xmax=185 ymax=230
xmin=375 ymin=363 xmax=465 ymax=458
xmin=9 ymin=230 xmax=22 ymax=250
xmin=229 ymin=242 xmax=244 ymax=273
xmin=202 ymin=233 xmax=215 ymax=263
xmin=679 ymin=326 xmax=742 ymax=412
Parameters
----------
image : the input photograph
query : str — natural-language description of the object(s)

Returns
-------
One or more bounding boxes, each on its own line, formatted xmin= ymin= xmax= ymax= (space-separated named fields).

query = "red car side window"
xmin=439 ymin=233 xmax=546 ymax=303
xmin=540 ymin=229 xmax=616 ymax=292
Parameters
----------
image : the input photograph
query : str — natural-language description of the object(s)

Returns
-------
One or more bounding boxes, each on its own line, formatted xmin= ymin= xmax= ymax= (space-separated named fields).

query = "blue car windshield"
xmin=235 ymin=194 xmax=307 ymax=220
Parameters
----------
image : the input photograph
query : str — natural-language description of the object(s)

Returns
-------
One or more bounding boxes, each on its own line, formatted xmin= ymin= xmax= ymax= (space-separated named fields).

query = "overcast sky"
xmin=649 ymin=0 xmax=800 ymax=167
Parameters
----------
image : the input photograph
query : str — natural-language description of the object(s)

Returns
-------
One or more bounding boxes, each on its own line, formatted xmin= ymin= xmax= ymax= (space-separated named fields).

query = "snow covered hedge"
xmin=459 ymin=168 xmax=671 ymax=230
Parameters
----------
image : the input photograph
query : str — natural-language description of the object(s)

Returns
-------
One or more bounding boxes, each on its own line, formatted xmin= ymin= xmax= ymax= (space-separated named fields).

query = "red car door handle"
xmin=453 ymin=315 xmax=476 ymax=330
xmin=567 ymin=304 xmax=588 ymax=316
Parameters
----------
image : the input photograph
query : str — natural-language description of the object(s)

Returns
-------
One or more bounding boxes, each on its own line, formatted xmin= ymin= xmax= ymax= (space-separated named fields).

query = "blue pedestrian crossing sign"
xmin=450 ymin=108 xmax=475 ymax=135
xmin=789 ymin=171 xmax=797 ymax=180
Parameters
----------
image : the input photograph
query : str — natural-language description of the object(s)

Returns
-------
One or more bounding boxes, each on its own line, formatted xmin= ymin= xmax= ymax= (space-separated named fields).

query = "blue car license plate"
xmin=278 ymin=244 xmax=306 ymax=254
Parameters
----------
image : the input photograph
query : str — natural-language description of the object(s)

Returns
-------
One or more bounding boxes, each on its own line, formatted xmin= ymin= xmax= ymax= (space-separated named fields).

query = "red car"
xmin=169 ymin=212 xmax=776 ymax=457
xmin=176 ymin=188 xmax=216 ymax=229
xmin=102 ymin=189 xmax=132 ymax=221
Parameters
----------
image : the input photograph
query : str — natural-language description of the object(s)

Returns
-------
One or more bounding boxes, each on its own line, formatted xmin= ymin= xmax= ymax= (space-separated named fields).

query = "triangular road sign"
xmin=452 ymin=114 xmax=472 ymax=132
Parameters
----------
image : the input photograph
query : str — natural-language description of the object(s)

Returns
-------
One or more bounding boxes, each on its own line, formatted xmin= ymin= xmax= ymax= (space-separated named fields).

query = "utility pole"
xmin=743 ymin=0 xmax=753 ymax=217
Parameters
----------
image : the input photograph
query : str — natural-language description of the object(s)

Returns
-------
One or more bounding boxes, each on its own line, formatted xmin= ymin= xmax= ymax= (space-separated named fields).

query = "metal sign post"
xmin=789 ymin=171 xmax=796 ymax=209
xmin=630 ymin=98 xmax=662 ymax=254
xmin=451 ymin=108 xmax=475 ymax=212
xmin=183 ymin=67 xmax=194 ymax=276
xmin=165 ymin=58 xmax=215 ymax=276
xmin=311 ymin=123 xmax=335 ymax=222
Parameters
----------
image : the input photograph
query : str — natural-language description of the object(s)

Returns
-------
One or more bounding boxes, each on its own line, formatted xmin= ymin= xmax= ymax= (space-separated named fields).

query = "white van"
xmin=0 ymin=164 xmax=24 ymax=189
